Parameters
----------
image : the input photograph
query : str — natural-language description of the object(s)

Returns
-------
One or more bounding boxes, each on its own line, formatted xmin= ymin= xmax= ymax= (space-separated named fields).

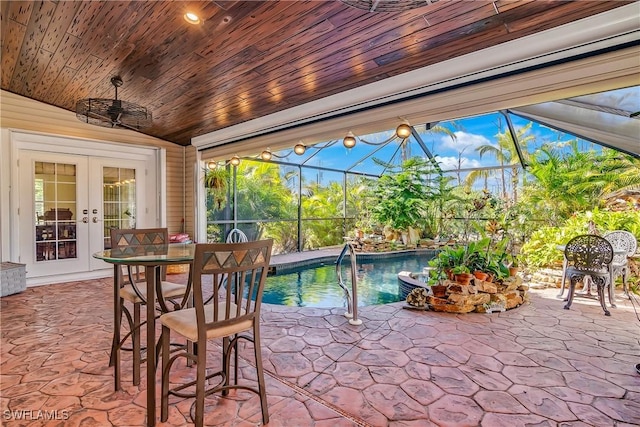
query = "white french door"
xmin=18 ymin=151 xmax=149 ymax=278
xmin=88 ymin=156 xmax=148 ymax=271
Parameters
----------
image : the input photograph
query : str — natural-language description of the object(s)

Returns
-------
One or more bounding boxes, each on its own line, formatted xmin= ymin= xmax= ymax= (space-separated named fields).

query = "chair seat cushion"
xmin=159 ymin=302 xmax=251 ymax=342
xmin=120 ymin=281 xmax=187 ymax=304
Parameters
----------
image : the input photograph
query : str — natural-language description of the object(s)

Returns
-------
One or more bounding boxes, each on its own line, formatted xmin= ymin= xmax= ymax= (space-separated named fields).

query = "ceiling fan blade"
xmin=85 ymin=110 xmax=115 ymax=123
xmin=83 ymin=110 xmax=140 ymax=131
xmin=85 ymin=110 xmax=120 ymax=128
xmin=115 ymin=120 xmax=146 ymax=132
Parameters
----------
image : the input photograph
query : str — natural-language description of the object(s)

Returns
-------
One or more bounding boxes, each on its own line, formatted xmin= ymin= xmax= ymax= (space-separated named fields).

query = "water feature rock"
xmin=400 ymin=274 xmax=527 ymax=314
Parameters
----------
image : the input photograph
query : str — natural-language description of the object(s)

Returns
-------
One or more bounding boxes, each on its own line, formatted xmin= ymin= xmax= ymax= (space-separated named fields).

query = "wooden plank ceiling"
xmin=1 ymin=0 xmax=631 ymax=146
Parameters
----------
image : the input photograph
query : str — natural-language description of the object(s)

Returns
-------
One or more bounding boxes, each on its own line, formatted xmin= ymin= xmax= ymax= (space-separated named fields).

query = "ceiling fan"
xmin=341 ymin=0 xmax=436 ymax=12
xmin=75 ymin=76 xmax=152 ymax=130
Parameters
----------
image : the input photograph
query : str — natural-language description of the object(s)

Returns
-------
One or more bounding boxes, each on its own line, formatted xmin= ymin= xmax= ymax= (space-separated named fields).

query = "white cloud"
xmin=439 ymin=131 xmax=493 ymax=151
xmin=435 ymin=155 xmax=483 ymax=171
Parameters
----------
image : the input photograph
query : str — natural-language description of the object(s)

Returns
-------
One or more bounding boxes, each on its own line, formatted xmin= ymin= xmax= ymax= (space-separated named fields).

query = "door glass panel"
xmin=34 ymin=162 xmax=77 ymax=261
xmin=103 ymin=167 xmax=136 ymax=248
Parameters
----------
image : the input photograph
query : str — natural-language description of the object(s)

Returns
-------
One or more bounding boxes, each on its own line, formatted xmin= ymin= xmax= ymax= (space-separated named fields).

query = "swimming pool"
xmin=263 ymin=252 xmax=435 ymax=308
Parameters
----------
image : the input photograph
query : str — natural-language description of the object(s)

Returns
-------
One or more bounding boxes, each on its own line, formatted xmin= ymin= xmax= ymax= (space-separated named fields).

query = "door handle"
xmin=92 ymin=217 xmax=102 ymax=223
xmin=79 ymin=217 xmax=88 ymax=224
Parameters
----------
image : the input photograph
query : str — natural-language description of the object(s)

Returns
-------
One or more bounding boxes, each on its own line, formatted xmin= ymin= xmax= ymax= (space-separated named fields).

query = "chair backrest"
xmin=110 ymin=227 xmax=171 ymax=285
xmin=564 ymin=234 xmax=613 ymax=270
xmin=604 ymin=230 xmax=638 ymax=264
xmin=191 ymin=239 xmax=273 ymax=339
xmin=226 ymin=228 xmax=249 ymax=243
xmin=110 ymin=227 xmax=170 ymax=250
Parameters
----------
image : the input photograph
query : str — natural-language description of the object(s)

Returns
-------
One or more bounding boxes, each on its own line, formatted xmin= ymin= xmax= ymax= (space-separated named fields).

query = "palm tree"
xmin=301 ymin=181 xmax=345 ymax=248
xmin=234 ymin=161 xmax=298 ymax=251
xmin=523 ymin=141 xmax=640 ymax=222
xmin=465 ymin=121 xmax=533 ymax=203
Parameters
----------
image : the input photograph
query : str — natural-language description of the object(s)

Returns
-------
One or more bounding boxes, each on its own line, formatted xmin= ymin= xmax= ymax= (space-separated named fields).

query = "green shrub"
xmin=521 ymin=209 xmax=640 ymax=268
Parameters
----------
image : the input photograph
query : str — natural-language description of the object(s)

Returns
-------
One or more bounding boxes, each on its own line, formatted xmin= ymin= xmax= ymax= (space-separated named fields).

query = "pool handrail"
xmin=335 ymin=242 xmax=362 ymax=325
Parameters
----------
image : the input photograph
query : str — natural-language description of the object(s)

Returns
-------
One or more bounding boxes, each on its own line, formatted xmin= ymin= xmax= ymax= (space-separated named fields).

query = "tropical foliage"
xmin=203 ymin=164 xmax=230 ymax=210
xmin=205 ymin=119 xmax=639 ymax=266
xmin=522 ymin=141 xmax=640 ymax=224
xmin=465 ymin=121 xmax=533 ymax=200
xmin=366 ymin=158 xmax=432 ymax=232
xmin=520 ymin=209 xmax=640 ymax=268
xmin=363 ymin=157 xmax=458 ymax=239
xmin=301 ymin=180 xmax=346 ymax=249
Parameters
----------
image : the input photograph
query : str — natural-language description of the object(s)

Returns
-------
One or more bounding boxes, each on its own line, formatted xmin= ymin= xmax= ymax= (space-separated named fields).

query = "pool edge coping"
xmin=269 ymin=248 xmax=439 ymax=275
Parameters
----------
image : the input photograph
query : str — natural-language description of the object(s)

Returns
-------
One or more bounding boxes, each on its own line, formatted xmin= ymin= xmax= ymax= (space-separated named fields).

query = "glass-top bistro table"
xmin=93 ymin=243 xmax=195 ymax=427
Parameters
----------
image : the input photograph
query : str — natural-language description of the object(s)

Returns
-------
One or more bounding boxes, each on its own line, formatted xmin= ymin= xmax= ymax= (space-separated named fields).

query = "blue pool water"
xmin=263 ymin=253 xmax=434 ymax=308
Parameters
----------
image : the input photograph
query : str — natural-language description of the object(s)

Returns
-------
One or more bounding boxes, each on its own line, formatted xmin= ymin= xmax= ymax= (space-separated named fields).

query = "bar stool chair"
xmin=226 ymin=227 xmax=248 ymax=243
xmin=160 ymin=239 xmax=273 ymax=426
xmin=603 ymin=230 xmax=637 ymax=299
xmin=109 ymin=228 xmax=192 ymax=389
xmin=563 ymin=234 xmax=614 ymax=316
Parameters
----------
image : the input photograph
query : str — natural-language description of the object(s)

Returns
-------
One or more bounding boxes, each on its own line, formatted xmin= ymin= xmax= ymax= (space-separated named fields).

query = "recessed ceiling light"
xmin=184 ymin=12 xmax=201 ymax=25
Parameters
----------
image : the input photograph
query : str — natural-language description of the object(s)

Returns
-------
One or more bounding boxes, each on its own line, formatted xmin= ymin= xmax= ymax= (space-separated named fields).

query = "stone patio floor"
xmin=1 ymin=271 xmax=640 ymax=426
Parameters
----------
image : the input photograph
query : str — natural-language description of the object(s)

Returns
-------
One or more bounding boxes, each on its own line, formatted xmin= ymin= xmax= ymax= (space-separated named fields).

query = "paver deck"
xmin=1 ymin=268 xmax=639 ymax=426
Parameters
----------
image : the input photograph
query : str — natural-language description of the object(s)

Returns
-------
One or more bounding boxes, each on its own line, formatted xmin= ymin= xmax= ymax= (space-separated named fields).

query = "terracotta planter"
xmin=509 ymin=267 xmax=519 ymax=277
xmin=473 ymin=271 xmax=489 ymax=282
xmin=430 ymin=284 xmax=448 ymax=298
xmin=445 ymin=269 xmax=454 ymax=281
xmin=454 ymin=273 xmax=473 ymax=286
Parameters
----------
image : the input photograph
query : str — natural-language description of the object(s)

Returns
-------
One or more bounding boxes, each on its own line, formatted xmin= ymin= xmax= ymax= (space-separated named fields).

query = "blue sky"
xmin=271 ymin=86 xmax=637 ymax=186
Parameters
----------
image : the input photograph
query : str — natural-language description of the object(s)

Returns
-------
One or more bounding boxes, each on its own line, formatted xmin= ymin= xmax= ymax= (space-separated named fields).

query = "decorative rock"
xmin=448 ymin=293 xmax=490 ymax=306
xmin=426 ymin=295 xmax=449 ymax=306
xmin=475 ymin=304 xmax=489 ymax=313
xmin=406 ymin=288 xmax=429 ymax=308
xmin=439 ymin=302 xmax=476 ymax=314
xmin=480 ymin=301 xmax=506 ymax=314
xmin=490 ymin=294 xmax=507 ymax=305
xmin=496 ymin=283 xmax=508 ymax=293
xmin=505 ymin=281 xmax=519 ymax=291
xmin=407 ymin=227 xmax=420 ymax=245
xmin=504 ymin=290 xmax=523 ymax=309
xmin=475 ymin=280 xmax=498 ymax=294
xmin=528 ymin=268 xmax=564 ymax=289
xmin=528 ymin=281 xmax=548 ymax=290
xmin=447 ymin=283 xmax=475 ymax=295
xmin=399 ymin=271 xmax=528 ymax=314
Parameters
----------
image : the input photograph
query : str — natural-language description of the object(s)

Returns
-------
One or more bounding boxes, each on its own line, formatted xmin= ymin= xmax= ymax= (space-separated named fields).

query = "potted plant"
xmin=430 ymin=283 xmax=448 ymax=298
xmin=484 ymin=258 xmax=509 ymax=281
xmin=429 ymin=238 xmax=490 ymax=283
xmin=452 ymin=265 xmax=473 ymax=285
xmin=466 ymin=240 xmax=490 ymax=280
xmin=455 ymin=237 xmax=489 ymax=279
xmin=204 ymin=164 xmax=230 ymax=210
xmin=472 ymin=268 xmax=489 ymax=282
xmin=421 ymin=258 xmax=449 ymax=298
xmin=429 ymin=245 xmax=466 ymax=280
xmin=508 ymin=254 xmax=520 ymax=277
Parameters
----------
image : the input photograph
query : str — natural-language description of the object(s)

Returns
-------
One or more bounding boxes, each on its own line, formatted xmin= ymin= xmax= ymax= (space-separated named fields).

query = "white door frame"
xmin=7 ymin=130 xmax=164 ymax=286
xmin=17 ymin=150 xmax=91 ymax=278
xmin=87 ymin=156 xmax=149 ymax=271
